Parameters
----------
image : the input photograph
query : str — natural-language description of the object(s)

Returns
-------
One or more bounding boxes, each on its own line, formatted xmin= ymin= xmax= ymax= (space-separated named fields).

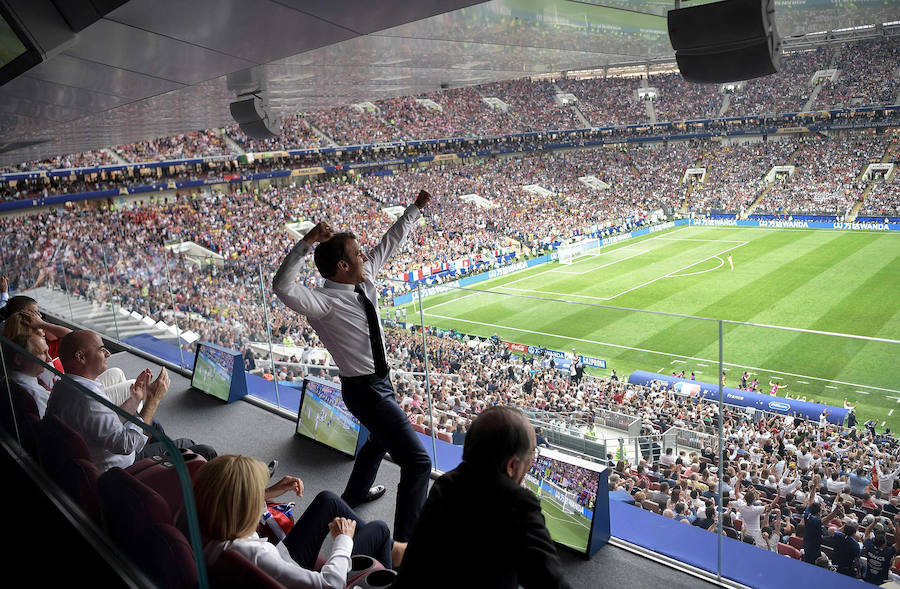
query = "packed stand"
xmin=727 ymin=48 xmax=832 ymax=116
xmin=225 ymin=115 xmax=328 ymax=151
xmin=756 ymin=134 xmax=888 ymax=215
xmin=817 ymin=38 xmax=900 ymax=110
xmin=651 ymin=73 xmax=720 ymax=122
xmin=689 ymin=140 xmax=798 ymax=212
xmin=117 ymin=130 xmax=235 ymax=162
xmin=477 ymin=79 xmax=583 ymax=131
xmin=306 ymin=106 xmax=409 ymax=145
xmin=556 ymin=77 xmax=647 ymax=127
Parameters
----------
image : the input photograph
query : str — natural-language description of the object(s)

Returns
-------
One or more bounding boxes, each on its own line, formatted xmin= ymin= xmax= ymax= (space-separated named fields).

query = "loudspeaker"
xmin=229 ymin=96 xmax=279 ymax=140
xmin=668 ymin=0 xmax=781 ymax=84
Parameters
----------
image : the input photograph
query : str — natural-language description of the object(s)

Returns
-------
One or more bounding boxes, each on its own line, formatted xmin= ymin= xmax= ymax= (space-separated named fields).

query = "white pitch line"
xmin=889 ymin=409 xmax=893 ymax=416
xmin=797 ymin=380 xmax=810 ymax=384
xmin=670 ymin=360 xmax=686 ymax=364
xmin=655 ymin=237 xmax=749 ymax=243
xmin=857 ymin=390 xmax=871 ymax=395
xmin=825 ymin=385 xmax=838 ymax=389
xmin=669 ymin=256 xmax=725 ymax=277
xmin=600 ymin=241 xmax=749 ymax=300
xmin=658 ymin=367 xmax=666 ymax=373
xmin=548 ymin=248 xmax=650 ymax=276
xmin=421 ymin=290 xmax=482 ymax=312
xmin=423 ymin=311 xmax=900 ymax=395
xmin=697 ymin=363 xmax=708 ymax=367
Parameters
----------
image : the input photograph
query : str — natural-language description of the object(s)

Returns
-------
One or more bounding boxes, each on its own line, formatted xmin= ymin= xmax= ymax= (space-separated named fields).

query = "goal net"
xmin=557 ymin=238 xmax=600 ymax=265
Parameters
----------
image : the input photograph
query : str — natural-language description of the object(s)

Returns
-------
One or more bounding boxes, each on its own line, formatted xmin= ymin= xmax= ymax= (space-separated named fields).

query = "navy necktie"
xmin=355 ymin=284 xmax=388 ymax=377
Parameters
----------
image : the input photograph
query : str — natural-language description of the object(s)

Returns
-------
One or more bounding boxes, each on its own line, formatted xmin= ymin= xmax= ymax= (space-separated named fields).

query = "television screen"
xmin=0 ymin=6 xmax=42 ymax=86
xmin=191 ymin=343 xmax=238 ymax=401
xmin=525 ymin=447 xmax=608 ymax=556
xmin=295 ymin=377 xmax=362 ymax=457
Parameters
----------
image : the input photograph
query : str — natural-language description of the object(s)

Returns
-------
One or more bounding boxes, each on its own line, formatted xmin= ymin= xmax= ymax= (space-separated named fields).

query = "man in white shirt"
xmin=45 ymin=330 xmax=211 ymax=472
xmin=6 ymin=333 xmax=53 ymax=416
xmin=273 ymin=190 xmax=433 ymax=542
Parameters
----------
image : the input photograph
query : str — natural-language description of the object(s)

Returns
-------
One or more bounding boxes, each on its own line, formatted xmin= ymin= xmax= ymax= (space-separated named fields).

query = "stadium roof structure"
xmin=0 ymin=0 xmax=897 ymax=166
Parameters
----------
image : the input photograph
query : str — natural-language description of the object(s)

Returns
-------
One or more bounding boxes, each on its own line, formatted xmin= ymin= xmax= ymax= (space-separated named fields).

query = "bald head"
xmin=59 ymin=330 xmax=109 ymax=378
xmin=463 ymin=406 xmax=535 ymax=480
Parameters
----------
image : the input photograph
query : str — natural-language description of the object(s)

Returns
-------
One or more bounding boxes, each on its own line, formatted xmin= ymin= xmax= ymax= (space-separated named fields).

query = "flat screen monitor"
xmin=525 ymin=446 xmax=610 ymax=558
xmin=190 ymin=342 xmax=247 ymax=403
xmin=0 ymin=5 xmax=42 ymax=87
xmin=295 ymin=376 xmax=365 ymax=457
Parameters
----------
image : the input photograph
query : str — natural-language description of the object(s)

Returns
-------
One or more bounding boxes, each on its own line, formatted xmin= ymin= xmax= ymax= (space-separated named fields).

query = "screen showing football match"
xmin=191 ymin=343 xmax=236 ymax=401
xmin=295 ymin=377 xmax=361 ymax=456
xmin=526 ymin=447 xmax=603 ymax=553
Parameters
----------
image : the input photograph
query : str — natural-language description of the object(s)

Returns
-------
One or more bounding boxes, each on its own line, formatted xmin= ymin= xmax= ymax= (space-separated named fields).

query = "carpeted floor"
xmin=108 ymin=351 xmax=720 ymax=589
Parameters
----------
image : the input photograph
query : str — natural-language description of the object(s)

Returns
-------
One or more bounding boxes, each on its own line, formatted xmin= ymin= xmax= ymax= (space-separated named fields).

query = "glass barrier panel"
xmin=380 ymin=277 xmax=444 ymax=473
xmin=0 ymin=334 xmax=208 ymax=587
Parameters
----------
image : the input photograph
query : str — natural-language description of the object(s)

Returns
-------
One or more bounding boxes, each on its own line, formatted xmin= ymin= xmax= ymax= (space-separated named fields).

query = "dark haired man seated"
xmin=393 ymin=406 xmax=573 ymax=589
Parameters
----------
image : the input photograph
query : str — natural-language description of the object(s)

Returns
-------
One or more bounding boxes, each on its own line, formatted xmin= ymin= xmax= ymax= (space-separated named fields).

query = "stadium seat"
xmin=350 ymin=568 xmax=397 ymax=589
xmin=129 ymin=450 xmax=207 ymax=515
xmin=777 ymin=543 xmax=801 ymax=559
xmin=97 ymin=466 xmax=198 ymax=589
xmin=788 ymin=535 xmax=804 ymax=552
xmin=733 ymin=519 xmax=743 ymax=532
xmin=724 ymin=527 xmax=739 ymax=539
xmin=437 ymin=431 xmax=453 ymax=443
xmin=208 ymin=549 xmax=287 ymax=589
xmin=0 ymin=379 xmax=41 ymax=457
xmin=37 ymin=415 xmax=102 ymax=521
xmin=412 ymin=423 xmax=425 ymax=434
xmin=642 ymin=501 xmax=660 ymax=513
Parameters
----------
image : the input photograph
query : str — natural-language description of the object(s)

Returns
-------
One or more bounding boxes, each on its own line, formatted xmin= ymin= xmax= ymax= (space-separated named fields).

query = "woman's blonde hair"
xmin=2 ymin=312 xmax=38 ymax=339
xmin=193 ymin=454 xmax=269 ymax=542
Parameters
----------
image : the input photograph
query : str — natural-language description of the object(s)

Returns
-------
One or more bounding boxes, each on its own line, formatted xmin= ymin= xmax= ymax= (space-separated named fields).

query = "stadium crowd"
xmin=3 ymin=35 xmax=897 ymax=178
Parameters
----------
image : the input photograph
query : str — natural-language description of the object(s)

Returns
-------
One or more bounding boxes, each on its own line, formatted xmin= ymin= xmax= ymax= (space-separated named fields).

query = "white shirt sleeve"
xmin=230 ymin=534 xmax=353 ymax=589
xmin=365 ymin=204 xmax=421 ymax=273
xmin=272 ymin=240 xmax=332 ymax=320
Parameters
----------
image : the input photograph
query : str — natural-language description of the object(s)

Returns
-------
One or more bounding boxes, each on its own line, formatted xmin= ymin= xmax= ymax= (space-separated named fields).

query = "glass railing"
xmin=6 ymin=224 xmax=900 ymax=588
xmin=0 ymin=334 xmax=208 ymax=587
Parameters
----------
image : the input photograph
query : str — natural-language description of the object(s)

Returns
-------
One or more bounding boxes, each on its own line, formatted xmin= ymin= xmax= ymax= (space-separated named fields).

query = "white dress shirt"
xmin=273 ymin=204 xmax=421 ymax=377
xmin=8 ymin=370 xmax=51 ymax=417
xmin=204 ymin=532 xmax=352 ymax=589
xmin=45 ymin=373 xmax=147 ymax=472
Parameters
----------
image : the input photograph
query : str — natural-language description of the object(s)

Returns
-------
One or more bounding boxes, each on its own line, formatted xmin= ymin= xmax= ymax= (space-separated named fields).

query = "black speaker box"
xmin=668 ymin=0 xmax=781 ymax=84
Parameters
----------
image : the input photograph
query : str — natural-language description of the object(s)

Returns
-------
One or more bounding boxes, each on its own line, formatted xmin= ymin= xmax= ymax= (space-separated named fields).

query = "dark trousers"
xmin=340 ymin=373 xmax=431 ymax=542
xmin=284 ymin=491 xmax=392 ymax=568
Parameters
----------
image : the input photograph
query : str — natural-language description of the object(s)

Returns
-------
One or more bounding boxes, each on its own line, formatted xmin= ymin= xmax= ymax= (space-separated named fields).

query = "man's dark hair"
xmin=313 ymin=232 xmax=356 ymax=279
xmin=462 ymin=406 xmax=532 ymax=473
xmin=0 ymin=295 xmax=37 ymax=320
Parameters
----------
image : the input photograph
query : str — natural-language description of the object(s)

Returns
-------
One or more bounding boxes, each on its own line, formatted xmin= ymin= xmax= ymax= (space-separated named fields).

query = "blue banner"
xmin=627 ymin=370 xmax=848 ymax=425
xmin=689 ymin=218 xmax=900 ymax=231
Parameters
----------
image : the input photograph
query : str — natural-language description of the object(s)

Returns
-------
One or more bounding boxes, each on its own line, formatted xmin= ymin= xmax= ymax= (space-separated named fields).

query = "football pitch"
xmin=397 ymin=225 xmax=900 ymax=431
xmin=524 ymin=477 xmax=592 ymax=552
xmin=296 ymin=396 xmax=360 ymax=456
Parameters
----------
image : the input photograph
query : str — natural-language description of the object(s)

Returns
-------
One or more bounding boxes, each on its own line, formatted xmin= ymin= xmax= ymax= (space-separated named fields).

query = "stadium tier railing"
xmin=0 ymin=335 xmax=208 ymax=587
xmin=14 ymin=234 xmax=900 ymax=588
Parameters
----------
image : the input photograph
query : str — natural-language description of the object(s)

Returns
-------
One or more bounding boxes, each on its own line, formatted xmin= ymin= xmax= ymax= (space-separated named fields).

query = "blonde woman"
xmin=195 ymin=454 xmax=404 ymax=589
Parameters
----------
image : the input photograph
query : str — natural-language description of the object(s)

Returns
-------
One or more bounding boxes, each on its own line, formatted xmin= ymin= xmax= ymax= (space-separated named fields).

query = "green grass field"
xmin=192 ymin=354 xmax=231 ymax=401
xmin=397 ymin=225 xmax=900 ymax=431
xmin=524 ymin=476 xmax=592 ymax=551
xmin=296 ymin=396 xmax=360 ymax=456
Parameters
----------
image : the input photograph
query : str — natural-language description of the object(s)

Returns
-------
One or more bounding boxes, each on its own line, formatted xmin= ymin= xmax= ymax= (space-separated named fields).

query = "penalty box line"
xmin=422 ymin=311 xmax=900 ymax=396
xmin=498 ymin=241 xmax=750 ymax=302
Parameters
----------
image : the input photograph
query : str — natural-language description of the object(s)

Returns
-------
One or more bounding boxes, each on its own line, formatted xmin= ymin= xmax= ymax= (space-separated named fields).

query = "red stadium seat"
xmin=411 ymin=423 xmax=426 ymax=434
xmin=788 ymin=535 xmax=804 ymax=552
xmin=777 ymin=543 xmax=801 ymax=559
xmin=209 ymin=549 xmax=287 ymax=589
xmin=437 ymin=431 xmax=453 ymax=443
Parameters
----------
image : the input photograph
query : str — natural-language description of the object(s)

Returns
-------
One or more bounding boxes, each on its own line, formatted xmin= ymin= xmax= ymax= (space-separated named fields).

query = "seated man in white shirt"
xmin=6 ymin=333 xmax=53 ymax=416
xmin=45 ymin=330 xmax=214 ymax=472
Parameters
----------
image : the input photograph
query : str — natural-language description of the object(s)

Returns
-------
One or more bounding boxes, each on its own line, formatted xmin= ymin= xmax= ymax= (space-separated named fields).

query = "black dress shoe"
xmin=343 ymin=485 xmax=386 ymax=507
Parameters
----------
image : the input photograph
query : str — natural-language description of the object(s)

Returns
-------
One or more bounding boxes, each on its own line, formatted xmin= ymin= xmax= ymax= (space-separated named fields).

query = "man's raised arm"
xmin=366 ymin=190 xmax=432 ymax=273
xmin=272 ymin=221 xmax=333 ymax=318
